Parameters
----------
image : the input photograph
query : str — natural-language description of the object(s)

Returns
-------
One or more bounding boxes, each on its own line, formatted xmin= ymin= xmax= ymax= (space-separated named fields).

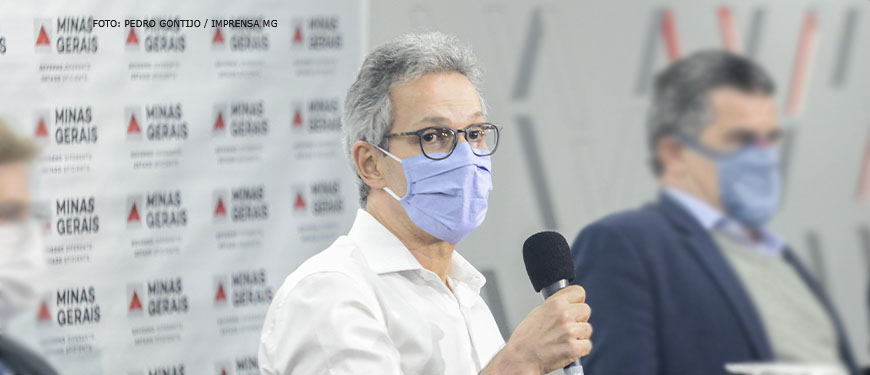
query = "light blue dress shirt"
xmin=664 ymin=187 xmax=784 ymax=256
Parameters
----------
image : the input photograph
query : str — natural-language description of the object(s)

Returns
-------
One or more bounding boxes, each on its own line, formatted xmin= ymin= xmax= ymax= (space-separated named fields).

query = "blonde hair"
xmin=0 ymin=118 xmax=39 ymax=164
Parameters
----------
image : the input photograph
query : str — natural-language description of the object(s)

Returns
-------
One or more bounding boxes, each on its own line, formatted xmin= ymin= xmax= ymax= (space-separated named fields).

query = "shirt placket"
xmin=419 ymin=270 xmax=480 ymax=374
xmin=447 ymin=276 xmax=484 ymax=373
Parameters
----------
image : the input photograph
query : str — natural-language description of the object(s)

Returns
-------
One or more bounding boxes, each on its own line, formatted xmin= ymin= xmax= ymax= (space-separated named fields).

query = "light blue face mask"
xmin=678 ymin=135 xmax=781 ymax=228
xmin=374 ymin=141 xmax=493 ymax=244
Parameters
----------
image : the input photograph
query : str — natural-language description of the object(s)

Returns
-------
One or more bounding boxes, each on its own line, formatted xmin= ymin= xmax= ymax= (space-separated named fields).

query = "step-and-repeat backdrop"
xmin=0 ymin=1 xmax=364 ymax=374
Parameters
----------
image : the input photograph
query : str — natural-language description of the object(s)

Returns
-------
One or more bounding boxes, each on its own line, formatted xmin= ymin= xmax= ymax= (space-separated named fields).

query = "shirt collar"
xmin=348 ymin=209 xmax=422 ymax=274
xmin=447 ymin=251 xmax=486 ymax=295
xmin=663 ymin=187 xmax=784 ymax=256
xmin=664 ymin=187 xmax=723 ymax=230
xmin=347 ymin=209 xmax=487 ymax=292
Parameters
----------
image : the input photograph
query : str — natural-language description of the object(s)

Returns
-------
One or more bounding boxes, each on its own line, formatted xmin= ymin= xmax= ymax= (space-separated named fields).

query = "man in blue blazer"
xmin=571 ymin=50 xmax=860 ymax=374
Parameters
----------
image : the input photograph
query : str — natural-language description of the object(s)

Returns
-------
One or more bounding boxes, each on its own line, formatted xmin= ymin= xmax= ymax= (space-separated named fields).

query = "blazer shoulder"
xmin=580 ymin=203 xmax=665 ymax=238
xmin=572 ymin=202 xmax=672 ymax=259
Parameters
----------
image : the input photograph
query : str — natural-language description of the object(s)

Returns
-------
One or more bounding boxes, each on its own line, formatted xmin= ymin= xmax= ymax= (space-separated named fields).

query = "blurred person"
xmin=259 ymin=32 xmax=593 ymax=375
xmin=0 ymin=120 xmax=57 ymax=375
xmin=571 ymin=50 xmax=859 ymax=374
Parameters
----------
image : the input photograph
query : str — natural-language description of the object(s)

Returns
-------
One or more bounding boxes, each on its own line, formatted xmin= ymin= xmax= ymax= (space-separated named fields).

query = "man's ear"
xmin=656 ymin=136 xmax=686 ymax=177
xmin=352 ymin=140 xmax=387 ymax=190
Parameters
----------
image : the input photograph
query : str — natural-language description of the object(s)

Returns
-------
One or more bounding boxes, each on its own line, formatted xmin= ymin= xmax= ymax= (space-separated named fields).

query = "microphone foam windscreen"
xmin=522 ymin=231 xmax=575 ymax=292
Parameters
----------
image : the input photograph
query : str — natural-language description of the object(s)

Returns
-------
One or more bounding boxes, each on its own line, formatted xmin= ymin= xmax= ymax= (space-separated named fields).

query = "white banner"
xmin=0 ymin=1 xmax=365 ymax=374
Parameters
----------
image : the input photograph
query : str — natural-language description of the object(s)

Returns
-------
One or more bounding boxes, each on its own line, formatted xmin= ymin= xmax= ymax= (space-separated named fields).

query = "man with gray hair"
xmin=260 ymin=32 xmax=592 ymax=375
xmin=571 ymin=50 xmax=859 ymax=374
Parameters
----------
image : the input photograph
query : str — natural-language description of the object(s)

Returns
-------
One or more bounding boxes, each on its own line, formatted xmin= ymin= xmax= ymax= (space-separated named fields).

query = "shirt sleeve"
xmin=259 ymin=271 xmax=403 ymax=375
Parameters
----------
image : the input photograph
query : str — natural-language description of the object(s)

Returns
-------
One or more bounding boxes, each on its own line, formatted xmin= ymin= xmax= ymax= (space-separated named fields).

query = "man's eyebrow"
xmin=415 ymin=116 xmax=451 ymax=124
xmin=725 ymin=126 xmax=781 ymax=140
xmin=414 ymin=112 xmax=484 ymax=126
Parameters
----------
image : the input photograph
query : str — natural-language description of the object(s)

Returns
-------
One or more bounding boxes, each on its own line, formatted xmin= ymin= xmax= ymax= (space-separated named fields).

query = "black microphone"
xmin=522 ymin=231 xmax=584 ymax=375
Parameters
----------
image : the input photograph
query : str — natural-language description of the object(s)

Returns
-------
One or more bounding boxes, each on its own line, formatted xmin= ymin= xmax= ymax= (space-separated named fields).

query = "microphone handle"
xmin=541 ymin=280 xmax=584 ymax=375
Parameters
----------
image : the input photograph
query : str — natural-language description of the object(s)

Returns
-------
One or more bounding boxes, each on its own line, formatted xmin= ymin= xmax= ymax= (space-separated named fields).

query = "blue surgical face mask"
xmin=374 ymin=142 xmax=493 ymax=244
xmin=678 ymin=135 xmax=781 ymax=228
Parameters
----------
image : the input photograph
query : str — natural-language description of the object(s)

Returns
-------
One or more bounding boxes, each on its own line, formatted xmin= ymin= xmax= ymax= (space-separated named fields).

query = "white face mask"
xmin=0 ymin=220 xmax=46 ymax=326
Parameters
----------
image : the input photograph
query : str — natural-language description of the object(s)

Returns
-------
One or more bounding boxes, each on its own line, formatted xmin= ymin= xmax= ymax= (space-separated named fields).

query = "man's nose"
xmin=456 ymin=133 xmax=468 ymax=144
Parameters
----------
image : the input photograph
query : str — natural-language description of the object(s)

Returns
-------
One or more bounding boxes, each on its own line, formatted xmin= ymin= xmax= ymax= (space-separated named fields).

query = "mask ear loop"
xmin=675 ymin=134 xmax=727 ymax=160
xmin=373 ymin=144 xmax=402 ymax=162
xmin=372 ymin=144 xmax=405 ymax=201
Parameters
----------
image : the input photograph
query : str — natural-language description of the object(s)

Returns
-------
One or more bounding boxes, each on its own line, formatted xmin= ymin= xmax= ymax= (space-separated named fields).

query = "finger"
xmin=560 ymin=303 xmax=590 ymax=323
xmin=553 ymin=285 xmax=586 ymax=303
xmin=574 ymin=303 xmax=591 ymax=322
xmin=568 ymin=322 xmax=593 ymax=340
xmin=566 ymin=338 xmax=593 ymax=361
xmin=576 ymin=339 xmax=592 ymax=357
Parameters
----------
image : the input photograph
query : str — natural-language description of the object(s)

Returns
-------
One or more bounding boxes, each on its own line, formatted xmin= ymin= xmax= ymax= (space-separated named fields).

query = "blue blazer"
xmin=570 ymin=193 xmax=859 ymax=375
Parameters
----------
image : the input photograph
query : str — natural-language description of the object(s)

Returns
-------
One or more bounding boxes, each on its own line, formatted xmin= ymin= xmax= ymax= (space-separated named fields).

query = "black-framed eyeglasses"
xmin=384 ymin=122 xmax=502 ymax=160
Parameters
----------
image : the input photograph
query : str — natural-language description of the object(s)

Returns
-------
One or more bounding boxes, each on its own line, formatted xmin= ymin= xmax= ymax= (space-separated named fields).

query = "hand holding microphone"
xmin=482 ymin=232 xmax=591 ymax=375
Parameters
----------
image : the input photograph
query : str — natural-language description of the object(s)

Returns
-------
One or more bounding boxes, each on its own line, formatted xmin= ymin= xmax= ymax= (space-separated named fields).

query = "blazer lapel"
xmin=782 ymin=250 xmax=859 ymax=373
xmin=655 ymin=193 xmax=774 ymax=360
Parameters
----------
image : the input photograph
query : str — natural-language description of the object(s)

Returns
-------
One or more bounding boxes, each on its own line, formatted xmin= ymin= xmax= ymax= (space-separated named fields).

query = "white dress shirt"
xmin=259 ymin=209 xmax=506 ymax=375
